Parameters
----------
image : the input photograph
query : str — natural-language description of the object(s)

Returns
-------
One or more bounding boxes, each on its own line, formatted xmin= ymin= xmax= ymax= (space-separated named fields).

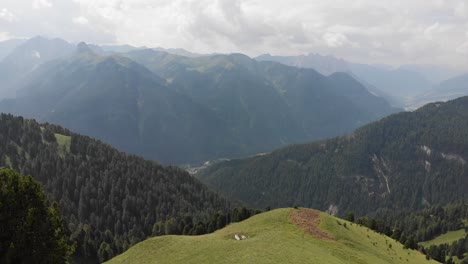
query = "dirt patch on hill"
xmin=289 ymin=209 xmax=334 ymax=240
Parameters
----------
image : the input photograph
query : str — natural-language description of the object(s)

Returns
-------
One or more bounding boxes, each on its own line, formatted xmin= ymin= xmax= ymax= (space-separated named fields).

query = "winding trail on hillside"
xmin=289 ymin=209 xmax=334 ymax=240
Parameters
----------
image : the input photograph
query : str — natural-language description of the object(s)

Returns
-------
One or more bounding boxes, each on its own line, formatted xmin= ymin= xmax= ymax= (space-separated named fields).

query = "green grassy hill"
xmin=106 ymin=208 xmax=437 ymax=264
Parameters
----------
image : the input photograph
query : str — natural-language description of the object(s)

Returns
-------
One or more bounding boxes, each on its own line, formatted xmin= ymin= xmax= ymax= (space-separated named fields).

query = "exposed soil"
xmin=289 ymin=209 xmax=334 ymax=240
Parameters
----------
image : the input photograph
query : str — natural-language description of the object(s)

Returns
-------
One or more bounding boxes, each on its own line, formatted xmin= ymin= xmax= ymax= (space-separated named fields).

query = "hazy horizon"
xmin=1 ymin=0 xmax=468 ymax=70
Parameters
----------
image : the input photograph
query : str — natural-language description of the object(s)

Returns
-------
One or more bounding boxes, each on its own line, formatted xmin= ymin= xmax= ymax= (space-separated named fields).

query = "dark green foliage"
xmin=346 ymin=212 xmax=355 ymax=222
xmin=424 ymin=235 xmax=468 ymax=263
xmin=350 ymin=202 xmax=468 ymax=261
xmin=425 ymin=244 xmax=448 ymax=262
xmin=403 ymin=235 xmax=417 ymax=250
xmin=197 ymin=97 xmax=468 ymax=216
xmin=0 ymin=113 xmax=231 ymax=262
xmin=150 ymin=207 xmax=259 ymax=237
xmin=0 ymin=168 xmax=74 ymax=263
xmin=375 ymin=201 xmax=468 ymax=243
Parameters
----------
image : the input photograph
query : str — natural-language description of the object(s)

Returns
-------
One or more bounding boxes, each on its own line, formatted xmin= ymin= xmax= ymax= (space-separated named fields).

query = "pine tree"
xmin=0 ymin=168 xmax=74 ymax=263
xmin=346 ymin=212 xmax=355 ymax=222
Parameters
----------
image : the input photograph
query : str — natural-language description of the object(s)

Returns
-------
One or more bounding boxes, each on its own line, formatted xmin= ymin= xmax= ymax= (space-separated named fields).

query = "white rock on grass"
xmin=234 ymin=234 xmax=240 ymax=240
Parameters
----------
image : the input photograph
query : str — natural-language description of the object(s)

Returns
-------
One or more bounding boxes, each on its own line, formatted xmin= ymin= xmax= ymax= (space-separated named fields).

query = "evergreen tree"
xmin=0 ymin=168 xmax=74 ymax=263
xmin=346 ymin=212 xmax=355 ymax=222
xmin=0 ymin=113 xmax=233 ymax=261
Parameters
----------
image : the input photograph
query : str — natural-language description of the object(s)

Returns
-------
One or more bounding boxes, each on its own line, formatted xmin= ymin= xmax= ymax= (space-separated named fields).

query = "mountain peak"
xmin=29 ymin=35 xmax=47 ymax=42
xmin=76 ymin=42 xmax=92 ymax=53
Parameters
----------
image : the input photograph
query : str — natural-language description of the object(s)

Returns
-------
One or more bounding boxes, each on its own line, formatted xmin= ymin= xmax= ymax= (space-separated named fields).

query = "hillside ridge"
xmin=106 ymin=208 xmax=437 ymax=264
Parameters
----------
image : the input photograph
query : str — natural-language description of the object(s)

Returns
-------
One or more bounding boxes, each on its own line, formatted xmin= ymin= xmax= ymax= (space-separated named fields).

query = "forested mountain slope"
xmin=197 ymin=97 xmax=468 ymax=216
xmin=0 ymin=43 xmax=235 ymax=164
xmin=125 ymin=49 xmax=398 ymax=144
xmin=0 ymin=40 xmax=398 ymax=165
xmin=0 ymin=113 xmax=231 ymax=263
xmin=366 ymin=202 xmax=468 ymax=263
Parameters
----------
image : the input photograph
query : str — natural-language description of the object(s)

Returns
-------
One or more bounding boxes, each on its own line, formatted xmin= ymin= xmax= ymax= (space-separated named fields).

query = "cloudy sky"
xmin=1 ymin=0 xmax=468 ymax=68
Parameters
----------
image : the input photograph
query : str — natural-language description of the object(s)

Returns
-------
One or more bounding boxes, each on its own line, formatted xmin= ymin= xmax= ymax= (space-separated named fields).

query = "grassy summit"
xmin=106 ymin=208 xmax=436 ymax=264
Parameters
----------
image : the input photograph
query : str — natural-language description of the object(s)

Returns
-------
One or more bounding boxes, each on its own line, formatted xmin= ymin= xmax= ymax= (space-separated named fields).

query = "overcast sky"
xmin=1 ymin=0 xmax=468 ymax=69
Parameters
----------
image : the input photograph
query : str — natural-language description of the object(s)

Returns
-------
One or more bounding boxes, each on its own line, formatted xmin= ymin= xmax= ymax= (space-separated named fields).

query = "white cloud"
xmin=424 ymin=23 xmax=454 ymax=40
xmin=32 ymin=0 xmax=53 ymax=9
xmin=454 ymin=1 xmax=467 ymax=18
xmin=0 ymin=8 xmax=16 ymax=22
xmin=0 ymin=32 xmax=12 ymax=41
xmin=1 ymin=0 xmax=468 ymax=69
xmin=323 ymin=32 xmax=355 ymax=48
xmin=456 ymin=41 xmax=468 ymax=54
xmin=73 ymin=16 xmax=89 ymax=25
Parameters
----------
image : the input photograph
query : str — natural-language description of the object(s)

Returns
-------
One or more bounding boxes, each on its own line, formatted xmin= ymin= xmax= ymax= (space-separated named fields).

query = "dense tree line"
xmin=0 ymin=113 xmax=233 ymax=263
xmin=373 ymin=201 xmax=468 ymax=242
xmin=422 ymin=235 xmax=468 ymax=263
xmin=198 ymin=97 xmax=468 ymax=216
xmin=0 ymin=168 xmax=74 ymax=263
xmin=347 ymin=202 xmax=468 ymax=262
xmin=151 ymin=207 xmax=261 ymax=237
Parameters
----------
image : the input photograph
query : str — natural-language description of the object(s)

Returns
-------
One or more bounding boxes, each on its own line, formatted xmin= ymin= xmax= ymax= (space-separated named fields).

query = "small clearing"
xmin=54 ymin=133 xmax=71 ymax=155
xmin=420 ymin=229 xmax=467 ymax=247
xmin=289 ymin=209 xmax=333 ymax=240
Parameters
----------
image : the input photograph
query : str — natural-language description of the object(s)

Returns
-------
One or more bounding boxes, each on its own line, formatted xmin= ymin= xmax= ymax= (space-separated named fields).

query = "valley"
xmin=197 ymin=97 xmax=468 ymax=216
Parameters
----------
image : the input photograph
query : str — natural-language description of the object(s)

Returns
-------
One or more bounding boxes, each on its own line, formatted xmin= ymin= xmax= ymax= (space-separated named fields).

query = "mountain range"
xmin=0 ymin=38 xmax=25 ymax=61
xmin=256 ymin=53 xmax=463 ymax=108
xmin=256 ymin=53 xmax=349 ymax=76
xmin=0 ymin=36 xmax=467 ymax=263
xmin=410 ymin=73 xmax=468 ymax=109
xmin=0 ymin=36 xmax=75 ymax=98
xmin=2 ymin=37 xmax=465 ymax=110
xmin=0 ymin=37 xmax=398 ymax=164
xmin=124 ymin=48 xmax=397 ymax=142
